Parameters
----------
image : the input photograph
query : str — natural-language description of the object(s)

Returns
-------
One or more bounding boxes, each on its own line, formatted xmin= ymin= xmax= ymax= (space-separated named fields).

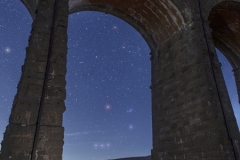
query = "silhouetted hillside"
xmin=109 ymin=155 xmax=151 ymax=160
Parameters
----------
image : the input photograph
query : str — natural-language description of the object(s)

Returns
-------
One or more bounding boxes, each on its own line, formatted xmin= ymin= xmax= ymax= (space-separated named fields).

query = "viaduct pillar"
xmin=151 ymin=19 xmax=240 ymax=159
xmin=0 ymin=0 xmax=68 ymax=159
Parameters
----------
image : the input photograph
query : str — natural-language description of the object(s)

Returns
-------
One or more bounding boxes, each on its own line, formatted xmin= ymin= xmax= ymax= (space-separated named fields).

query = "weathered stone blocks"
xmin=151 ymin=18 xmax=240 ymax=159
xmin=0 ymin=0 xmax=69 ymax=159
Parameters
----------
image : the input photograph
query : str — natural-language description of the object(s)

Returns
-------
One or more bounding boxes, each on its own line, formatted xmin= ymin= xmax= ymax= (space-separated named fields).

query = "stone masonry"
xmin=1 ymin=0 xmax=240 ymax=159
xmin=0 ymin=0 xmax=68 ymax=159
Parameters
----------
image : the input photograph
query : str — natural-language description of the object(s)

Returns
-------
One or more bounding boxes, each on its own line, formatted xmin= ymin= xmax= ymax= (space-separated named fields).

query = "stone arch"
xmin=68 ymin=0 xmax=186 ymax=49
xmin=208 ymin=1 xmax=240 ymax=103
xmin=21 ymin=0 xmax=187 ymax=51
xmin=183 ymin=0 xmax=240 ymax=66
xmin=3 ymin=0 xmax=240 ymax=159
xmin=209 ymin=1 xmax=240 ymax=67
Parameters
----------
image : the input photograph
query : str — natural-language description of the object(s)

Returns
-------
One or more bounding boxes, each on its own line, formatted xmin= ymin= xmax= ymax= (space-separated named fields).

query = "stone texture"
xmin=1 ymin=0 xmax=240 ymax=159
xmin=0 ymin=0 xmax=68 ymax=159
xmin=151 ymin=19 xmax=240 ymax=159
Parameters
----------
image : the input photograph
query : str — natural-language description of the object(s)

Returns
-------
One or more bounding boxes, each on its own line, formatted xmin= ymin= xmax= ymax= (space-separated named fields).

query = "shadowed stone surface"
xmin=1 ymin=0 xmax=240 ymax=159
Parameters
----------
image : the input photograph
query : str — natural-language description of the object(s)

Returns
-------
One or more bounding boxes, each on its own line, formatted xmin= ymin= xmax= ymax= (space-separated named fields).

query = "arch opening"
xmin=216 ymin=49 xmax=240 ymax=128
xmin=209 ymin=1 xmax=240 ymax=68
xmin=209 ymin=1 xmax=240 ymax=129
xmin=61 ymin=1 xmax=186 ymax=159
xmin=63 ymin=11 xmax=152 ymax=160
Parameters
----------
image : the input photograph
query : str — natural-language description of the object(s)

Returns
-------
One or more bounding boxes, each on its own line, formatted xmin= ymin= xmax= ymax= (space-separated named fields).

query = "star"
xmin=105 ymin=104 xmax=111 ymax=110
xmin=4 ymin=47 xmax=11 ymax=53
xmin=112 ymin=25 xmax=118 ymax=30
xmin=128 ymin=124 xmax=134 ymax=130
xmin=127 ymin=108 xmax=133 ymax=113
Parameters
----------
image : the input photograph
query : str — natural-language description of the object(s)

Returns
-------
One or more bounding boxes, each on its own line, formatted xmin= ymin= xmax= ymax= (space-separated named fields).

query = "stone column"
xmin=0 ymin=0 xmax=68 ymax=160
xmin=151 ymin=19 xmax=240 ymax=159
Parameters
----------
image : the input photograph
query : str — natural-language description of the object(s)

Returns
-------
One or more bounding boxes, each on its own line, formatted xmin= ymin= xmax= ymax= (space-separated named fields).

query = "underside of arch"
xmin=21 ymin=0 xmax=186 ymax=51
xmin=209 ymin=1 xmax=240 ymax=68
xmin=69 ymin=0 xmax=185 ymax=47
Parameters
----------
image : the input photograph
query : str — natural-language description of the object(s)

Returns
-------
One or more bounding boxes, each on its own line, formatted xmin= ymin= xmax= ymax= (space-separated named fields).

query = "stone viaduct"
xmin=1 ymin=0 xmax=240 ymax=159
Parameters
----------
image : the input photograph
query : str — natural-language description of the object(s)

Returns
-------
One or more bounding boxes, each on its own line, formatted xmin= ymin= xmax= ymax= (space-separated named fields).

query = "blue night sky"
xmin=0 ymin=1 xmax=239 ymax=160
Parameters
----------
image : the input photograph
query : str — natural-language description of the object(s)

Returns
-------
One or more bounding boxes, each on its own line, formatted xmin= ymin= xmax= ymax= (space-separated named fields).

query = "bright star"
xmin=128 ymin=124 xmax=134 ymax=130
xmin=105 ymin=104 xmax=111 ymax=110
xmin=112 ymin=25 xmax=118 ymax=29
xmin=4 ymin=47 xmax=11 ymax=53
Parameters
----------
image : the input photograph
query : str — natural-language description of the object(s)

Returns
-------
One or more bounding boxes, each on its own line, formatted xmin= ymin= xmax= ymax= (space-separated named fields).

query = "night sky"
xmin=0 ymin=1 xmax=239 ymax=160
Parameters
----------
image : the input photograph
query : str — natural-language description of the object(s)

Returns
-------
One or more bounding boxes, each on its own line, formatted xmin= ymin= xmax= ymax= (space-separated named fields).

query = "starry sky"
xmin=0 ymin=1 xmax=239 ymax=160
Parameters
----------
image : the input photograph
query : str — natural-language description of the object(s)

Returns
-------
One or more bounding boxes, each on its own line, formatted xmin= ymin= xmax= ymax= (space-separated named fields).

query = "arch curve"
xmin=69 ymin=3 xmax=157 ymax=51
xmin=208 ymin=1 xmax=240 ymax=69
xmin=21 ymin=0 xmax=186 ymax=51
xmin=208 ymin=0 xmax=240 ymax=105
xmin=69 ymin=0 xmax=185 ymax=49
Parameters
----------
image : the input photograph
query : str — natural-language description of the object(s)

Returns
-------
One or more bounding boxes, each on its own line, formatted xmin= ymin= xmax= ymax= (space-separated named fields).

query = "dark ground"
xmin=110 ymin=156 xmax=151 ymax=160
